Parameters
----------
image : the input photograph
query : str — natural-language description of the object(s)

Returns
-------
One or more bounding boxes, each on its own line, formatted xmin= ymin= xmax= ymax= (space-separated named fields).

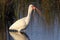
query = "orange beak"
xmin=32 ymin=6 xmax=36 ymax=10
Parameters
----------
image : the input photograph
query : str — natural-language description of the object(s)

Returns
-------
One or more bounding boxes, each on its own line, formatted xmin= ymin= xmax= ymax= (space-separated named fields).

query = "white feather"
xmin=9 ymin=4 xmax=34 ymax=32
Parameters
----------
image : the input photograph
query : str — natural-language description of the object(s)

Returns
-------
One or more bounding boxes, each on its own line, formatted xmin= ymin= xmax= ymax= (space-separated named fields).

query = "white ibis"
xmin=9 ymin=4 xmax=36 ymax=32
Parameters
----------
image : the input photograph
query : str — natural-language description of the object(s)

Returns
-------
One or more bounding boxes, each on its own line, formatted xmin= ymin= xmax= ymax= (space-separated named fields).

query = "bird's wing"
xmin=9 ymin=17 xmax=27 ymax=31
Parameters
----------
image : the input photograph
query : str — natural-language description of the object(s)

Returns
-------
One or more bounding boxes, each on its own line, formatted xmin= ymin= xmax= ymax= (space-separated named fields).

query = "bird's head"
xmin=28 ymin=4 xmax=36 ymax=14
xmin=28 ymin=4 xmax=42 ymax=17
xmin=28 ymin=4 xmax=36 ymax=10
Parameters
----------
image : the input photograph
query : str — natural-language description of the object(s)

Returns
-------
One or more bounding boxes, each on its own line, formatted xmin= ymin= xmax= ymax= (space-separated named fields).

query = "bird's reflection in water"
xmin=9 ymin=31 xmax=29 ymax=40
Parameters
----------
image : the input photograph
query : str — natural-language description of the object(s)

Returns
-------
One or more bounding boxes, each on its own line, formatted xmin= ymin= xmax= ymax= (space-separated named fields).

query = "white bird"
xmin=9 ymin=4 xmax=36 ymax=32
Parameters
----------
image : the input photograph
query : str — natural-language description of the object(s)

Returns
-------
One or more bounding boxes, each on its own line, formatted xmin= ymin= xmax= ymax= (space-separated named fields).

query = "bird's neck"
xmin=27 ymin=8 xmax=32 ymax=17
xmin=25 ymin=9 xmax=32 ymax=25
xmin=27 ymin=12 xmax=32 ymax=17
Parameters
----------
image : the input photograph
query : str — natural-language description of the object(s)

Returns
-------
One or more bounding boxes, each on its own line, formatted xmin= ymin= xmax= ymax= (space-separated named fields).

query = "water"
xmin=8 ymin=12 xmax=60 ymax=40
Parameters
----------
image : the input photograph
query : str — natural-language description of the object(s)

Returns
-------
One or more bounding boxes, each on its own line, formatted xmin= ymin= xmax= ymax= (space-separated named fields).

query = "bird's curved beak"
xmin=35 ymin=7 xmax=42 ymax=16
